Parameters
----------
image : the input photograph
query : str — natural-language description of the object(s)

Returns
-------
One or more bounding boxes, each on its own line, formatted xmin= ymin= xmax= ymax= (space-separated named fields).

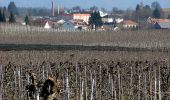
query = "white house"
xmin=44 ymin=21 xmax=51 ymax=29
xmin=102 ymin=14 xmax=124 ymax=24
xmin=99 ymin=11 xmax=108 ymax=17
xmin=57 ymin=19 xmax=66 ymax=24
xmin=122 ymin=20 xmax=138 ymax=28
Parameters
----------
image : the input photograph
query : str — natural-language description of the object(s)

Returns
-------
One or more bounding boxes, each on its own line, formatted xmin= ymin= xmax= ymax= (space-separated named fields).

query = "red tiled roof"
xmin=123 ymin=20 xmax=138 ymax=25
xmin=152 ymin=19 xmax=170 ymax=23
xmin=148 ymin=17 xmax=170 ymax=24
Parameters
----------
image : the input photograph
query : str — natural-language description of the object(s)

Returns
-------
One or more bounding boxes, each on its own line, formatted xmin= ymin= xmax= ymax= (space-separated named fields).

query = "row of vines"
xmin=1 ymin=23 xmax=170 ymax=49
xmin=1 ymin=51 xmax=170 ymax=100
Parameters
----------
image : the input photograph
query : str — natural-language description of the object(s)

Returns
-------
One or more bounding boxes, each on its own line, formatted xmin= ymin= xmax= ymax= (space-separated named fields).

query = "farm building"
xmin=122 ymin=20 xmax=138 ymax=29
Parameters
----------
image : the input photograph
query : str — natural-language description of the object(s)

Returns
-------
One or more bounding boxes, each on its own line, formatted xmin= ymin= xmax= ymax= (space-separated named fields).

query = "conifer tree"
xmin=8 ymin=1 xmax=18 ymax=15
xmin=24 ymin=15 xmax=29 ymax=25
xmin=9 ymin=12 xmax=16 ymax=23
xmin=153 ymin=7 xmax=161 ymax=18
xmin=168 ymin=15 xmax=170 ymax=19
xmin=2 ymin=9 xmax=6 ymax=22
xmin=0 ymin=9 xmax=3 ymax=22
xmin=89 ymin=11 xmax=103 ymax=30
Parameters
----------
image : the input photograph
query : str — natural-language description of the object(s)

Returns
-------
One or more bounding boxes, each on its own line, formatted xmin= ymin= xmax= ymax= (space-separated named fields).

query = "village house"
xmin=30 ymin=16 xmax=62 ymax=29
xmin=102 ymin=14 xmax=123 ymax=24
xmin=71 ymin=19 xmax=88 ymax=30
xmin=122 ymin=20 xmax=138 ymax=29
xmin=147 ymin=17 xmax=170 ymax=29
xmin=61 ymin=21 xmax=75 ymax=30
xmin=99 ymin=11 xmax=108 ymax=17
xmin=73 ymin=13 xmax=91 ymax=24
xmin=57 ymin=19 xmax=66 ymax=24
xmin=44 ymin=21 xmax=51 ymax=29
xmin=57 ymin=14 xmax=73 ymax=21
xmin=101 ymin=14 xmax=123 ymax=30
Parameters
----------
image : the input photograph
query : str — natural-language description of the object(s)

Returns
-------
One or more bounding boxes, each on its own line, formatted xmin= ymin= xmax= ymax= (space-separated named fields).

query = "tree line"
xmin=0 ymin=7 xmax=17 ymax=23
xmin=0 ymin=1 xmax=30 ymax=25
xmin=0 ymin=1 xmax=18 ymax=23
xmin=0 ymin=1 xmax=169 ymax=27
xmin=135 ymin=1 xmax=164 ymax=20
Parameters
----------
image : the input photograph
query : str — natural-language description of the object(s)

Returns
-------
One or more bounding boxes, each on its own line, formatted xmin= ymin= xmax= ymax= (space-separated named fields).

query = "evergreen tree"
xmin=9 ymin=12 xmax=16 ymax=23
xmin=0 ymin=9 xmax=3 ymax=22
xmin=135 ymin=4 xmax=142 ymax=20
xmin=135 ymin=4 xmax=141 ymax=13
xmin=2 ymin=8 xmax=6 ymax=22
xmin=168 ymin=15 xmax=170 ymax=19
xmin=88 ymin=12 xmax=94 ymax=29
xmin=113 ymin=18 xmax=117 ymax=27
xmin=95 ymin=11 xmax=103 ymax=27
xmin=153 ymin=7 xmax=161 ymax=18
xmin=89 ymin=11 xmax=103 ymax=30
xmin=24 ymin=15 xmax=29 ymax=25
xmin=8 ymin=1 xmax=18 ymax=15
xmin=151 ymin=1 xmax=164 ymax=18
xmin=135 ymin=3 xmax=152 ymax=20
xmin=151 ymin=1 xmax=161 ymax=10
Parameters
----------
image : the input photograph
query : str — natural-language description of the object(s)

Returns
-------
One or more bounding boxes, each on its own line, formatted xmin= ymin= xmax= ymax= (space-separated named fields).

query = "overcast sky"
xmin=0 ymin=0 xmax=170 ymax=10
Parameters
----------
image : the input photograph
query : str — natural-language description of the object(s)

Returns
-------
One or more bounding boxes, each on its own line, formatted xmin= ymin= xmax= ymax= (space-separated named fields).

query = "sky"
xmin=0 ymin=0 xmax=170 ymax=10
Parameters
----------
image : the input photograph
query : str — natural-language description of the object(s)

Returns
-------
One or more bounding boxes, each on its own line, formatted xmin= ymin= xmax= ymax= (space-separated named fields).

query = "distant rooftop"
xmin=123 ymin=20 xmax=138 ymax=25
xmin=148 ymin=17 xmax=170 ymax=24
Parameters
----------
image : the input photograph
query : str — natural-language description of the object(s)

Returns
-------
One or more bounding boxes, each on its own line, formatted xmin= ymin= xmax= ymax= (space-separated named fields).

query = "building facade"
xmin=73 ymin=14 xmax=91 ymax=24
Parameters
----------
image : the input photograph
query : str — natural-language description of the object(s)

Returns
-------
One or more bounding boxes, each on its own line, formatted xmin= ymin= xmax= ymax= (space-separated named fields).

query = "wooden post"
xmin=66 ymin=69 xmax=69 ymax=100
xmin=158 ymin=65 xmax=161 ymax=100
xmin=0 ymin=65 xmax=3 ymax=100
xmin=154 ymin=66 xmax=157 ymax=100
xmin=99 ymin=65 xmax=102 ymax=100
xmin=85 ymin=65 xmax=88 ymax=100
xmin=90 ymin=79 xmax=94 ymax=100
xmin=80 ymin=80 xmax=84 ymax=100
xmin=118 ymin=66 xmax=121 ymax=100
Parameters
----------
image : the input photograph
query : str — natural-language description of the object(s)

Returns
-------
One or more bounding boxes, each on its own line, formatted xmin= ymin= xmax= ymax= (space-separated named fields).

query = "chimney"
xmin=51 ymin=0 xmax=54 ymax=16
xmin=58 ymin=5 xmax=60 ymax=15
